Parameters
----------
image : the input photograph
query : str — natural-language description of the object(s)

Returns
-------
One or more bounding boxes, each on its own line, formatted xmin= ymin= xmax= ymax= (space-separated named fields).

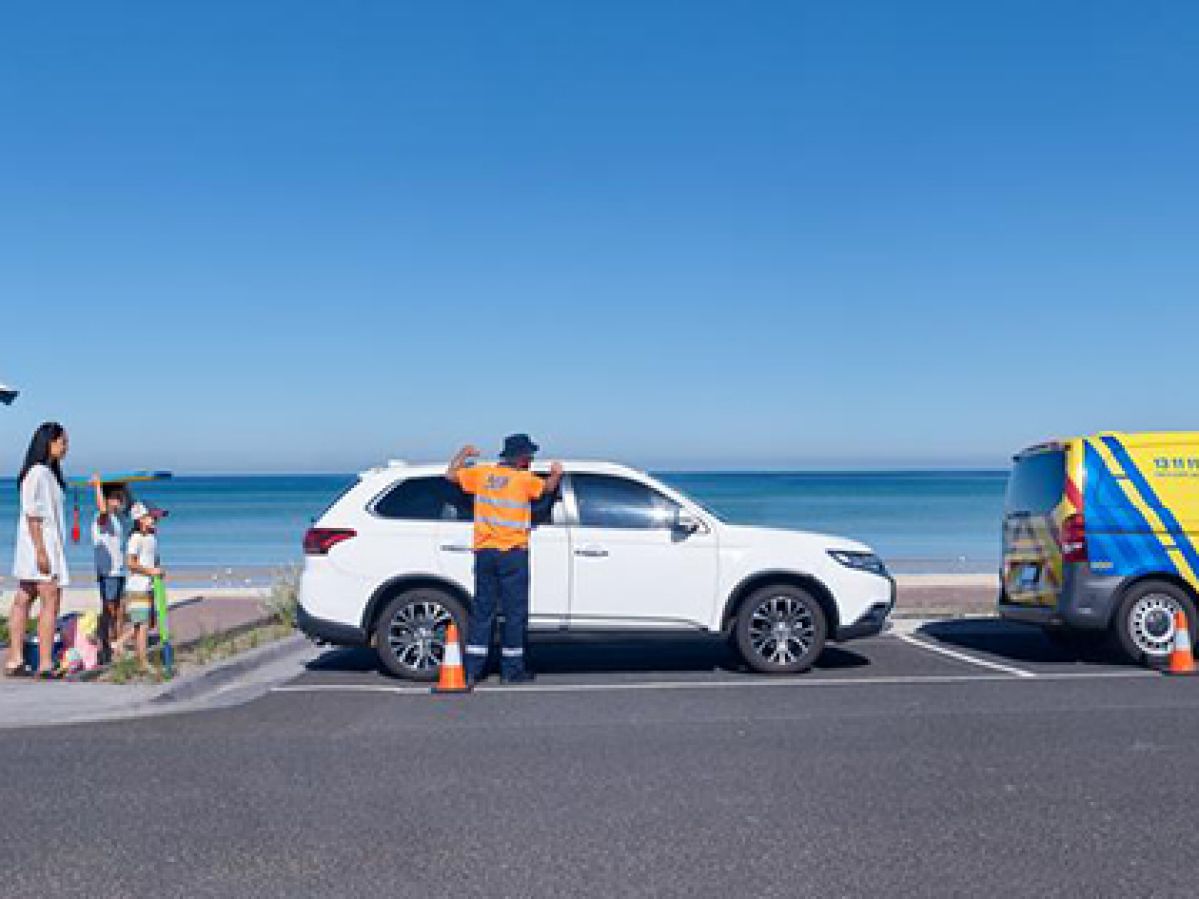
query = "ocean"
xmin=0 ymin=471 xmax=1008 ymax=583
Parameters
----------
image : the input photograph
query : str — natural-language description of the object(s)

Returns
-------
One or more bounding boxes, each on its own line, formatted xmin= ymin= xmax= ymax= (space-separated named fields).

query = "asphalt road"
xmin=2 ymin=622 xmax=1198 ymax=898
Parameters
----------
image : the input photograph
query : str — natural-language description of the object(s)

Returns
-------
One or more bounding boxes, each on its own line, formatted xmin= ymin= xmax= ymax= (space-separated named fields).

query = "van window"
xmin=374 ymin=477 xmax=474 ymax=521
xmin=1005 ymin=451 xmax=1066 ymax=515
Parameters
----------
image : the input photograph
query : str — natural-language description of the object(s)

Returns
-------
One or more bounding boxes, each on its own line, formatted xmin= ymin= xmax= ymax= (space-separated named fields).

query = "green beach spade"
xmin=153 ymin=576 xmax=174 ymax=678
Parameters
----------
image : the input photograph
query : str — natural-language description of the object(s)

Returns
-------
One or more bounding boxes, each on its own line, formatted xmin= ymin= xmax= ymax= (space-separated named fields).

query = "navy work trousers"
xmin=464 ymin=548 xmax=530 ymax=679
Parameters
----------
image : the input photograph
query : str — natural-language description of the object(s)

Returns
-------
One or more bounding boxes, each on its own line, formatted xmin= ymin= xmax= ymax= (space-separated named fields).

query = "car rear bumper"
xmin=297 ymin=602 xmax=368 ymax=647
xmin=997 ymin=564 xmax=1124 ymax=630
xmin=834 ymin=577 xmax=896 ymax=641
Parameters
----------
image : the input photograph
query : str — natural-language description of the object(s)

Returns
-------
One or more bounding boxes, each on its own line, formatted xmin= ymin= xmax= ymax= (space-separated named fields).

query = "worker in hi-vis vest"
xmin=447 ymin=434 xmax=564 ymax=684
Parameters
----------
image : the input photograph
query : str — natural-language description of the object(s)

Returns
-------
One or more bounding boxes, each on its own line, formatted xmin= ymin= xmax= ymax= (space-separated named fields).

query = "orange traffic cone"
xmin=432 ymin=622 xmax=471 ymax=693
xmin=1165 ymin=610 xmax=1197 ymax=676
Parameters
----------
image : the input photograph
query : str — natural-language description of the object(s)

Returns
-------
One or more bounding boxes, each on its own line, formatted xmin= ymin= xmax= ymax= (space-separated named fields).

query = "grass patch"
xmin=96 ymin=620 xmax=294 ymax=684
xmin=262 ymin=564 xmax=300 ymax=628
xmin=94 ymin=568 xmax=302 ymax=684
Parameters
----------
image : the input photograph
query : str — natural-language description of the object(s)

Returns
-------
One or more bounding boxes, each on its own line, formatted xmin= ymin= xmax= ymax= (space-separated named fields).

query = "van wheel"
xmin=734 ymin=585 xmax=827 ymax=674
xmin=1113 ymin=581 xmax=1198 ymax=665
xmin=374 ymin=589 xmax=468 ymax=681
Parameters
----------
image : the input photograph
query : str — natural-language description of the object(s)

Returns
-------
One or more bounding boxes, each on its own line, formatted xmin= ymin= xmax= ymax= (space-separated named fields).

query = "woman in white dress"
xmin=6 ymin=422 xmax=71 ymax=678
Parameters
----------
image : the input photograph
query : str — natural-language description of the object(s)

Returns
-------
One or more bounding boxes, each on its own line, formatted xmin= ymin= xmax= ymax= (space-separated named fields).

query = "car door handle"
xmin=574 ymin=547 xmax=609 ymax=558
xmin=439 ymin=544 xmax=472 ymax=553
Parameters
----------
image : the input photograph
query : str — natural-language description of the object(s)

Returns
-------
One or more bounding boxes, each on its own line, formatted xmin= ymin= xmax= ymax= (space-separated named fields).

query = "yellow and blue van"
xmin=998 ymin=431 xmax=1199 ymax=662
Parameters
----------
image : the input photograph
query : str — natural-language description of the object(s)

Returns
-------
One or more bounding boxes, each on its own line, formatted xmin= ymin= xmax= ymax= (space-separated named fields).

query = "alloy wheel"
xmin=748 ymin=594 xmax=816 ymax=667
xmin=387 ymin=599 xmax=453 ymax=673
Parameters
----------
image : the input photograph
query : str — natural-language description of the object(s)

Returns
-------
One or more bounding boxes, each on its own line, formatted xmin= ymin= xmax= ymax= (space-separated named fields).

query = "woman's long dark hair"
xmin=18 ymin=422 xmax=66 ymax=489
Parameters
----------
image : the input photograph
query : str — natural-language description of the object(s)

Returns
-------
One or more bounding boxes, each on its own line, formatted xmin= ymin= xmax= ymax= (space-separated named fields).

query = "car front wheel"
xmin=374 ymin=588 xmax=468 ymax=681
xmin=734 ymin=585 xmax=827 ymax=674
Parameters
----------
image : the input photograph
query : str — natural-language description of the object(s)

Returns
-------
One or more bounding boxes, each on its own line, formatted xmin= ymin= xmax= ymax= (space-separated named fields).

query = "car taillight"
xmin=303 ymin=527 xmax=356 ymax=555
xmin=1060 ymin=513 xmax=1087 ymax=563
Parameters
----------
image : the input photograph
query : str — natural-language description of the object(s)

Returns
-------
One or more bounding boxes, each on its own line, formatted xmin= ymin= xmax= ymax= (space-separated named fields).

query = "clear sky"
xmin=2 ymin=1 xmax=1197 ymax=473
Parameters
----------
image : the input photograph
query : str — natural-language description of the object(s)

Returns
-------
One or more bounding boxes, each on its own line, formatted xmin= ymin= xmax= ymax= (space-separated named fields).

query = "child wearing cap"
xmin=120 ymin=501 xmax=165 ymax=671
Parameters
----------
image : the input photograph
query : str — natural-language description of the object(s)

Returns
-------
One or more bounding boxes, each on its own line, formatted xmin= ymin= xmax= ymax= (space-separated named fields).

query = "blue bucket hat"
xmin=501 ymin=433 xmax=540 ymax=460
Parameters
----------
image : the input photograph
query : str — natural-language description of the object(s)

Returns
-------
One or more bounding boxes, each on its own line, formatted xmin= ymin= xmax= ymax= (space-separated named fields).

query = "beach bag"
xmin=75 ymin=611 xmax=101 ymax=670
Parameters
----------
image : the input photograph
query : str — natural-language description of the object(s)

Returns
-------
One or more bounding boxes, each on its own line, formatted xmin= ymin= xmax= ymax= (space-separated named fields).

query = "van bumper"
xmin=997 ymin=564 xmax=1124 ymax=631
xmin=297 ymin=602 xmax=368 ymax=647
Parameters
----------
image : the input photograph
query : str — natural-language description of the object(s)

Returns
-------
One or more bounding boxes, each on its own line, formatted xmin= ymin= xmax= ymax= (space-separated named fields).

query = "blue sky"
xmin=2 ymin=1 xmax=1197 ymax=473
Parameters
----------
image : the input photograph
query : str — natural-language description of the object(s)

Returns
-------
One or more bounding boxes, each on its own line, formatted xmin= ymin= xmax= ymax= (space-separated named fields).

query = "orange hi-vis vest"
xmin=457 ymin=464 xmax=546 ymax=551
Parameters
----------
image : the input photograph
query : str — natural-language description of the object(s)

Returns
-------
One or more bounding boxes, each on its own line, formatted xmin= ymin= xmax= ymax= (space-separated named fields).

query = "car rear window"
xmin=1005 ymin=451 xmax=1066 ymax=515
xmin=373 ymin=476 xmax=474 ymax=521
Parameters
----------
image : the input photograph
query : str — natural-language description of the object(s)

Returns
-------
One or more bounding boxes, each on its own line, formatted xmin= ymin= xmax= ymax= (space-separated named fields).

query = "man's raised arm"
xmin=446 ymin=445 xmax=480 ymax=484
xmin=543 ymin=461 xmax=565 ymax=495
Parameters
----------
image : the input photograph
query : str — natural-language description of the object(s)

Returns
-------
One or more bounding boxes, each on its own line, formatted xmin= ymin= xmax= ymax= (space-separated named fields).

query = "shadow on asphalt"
xmin=305 ymin=635 xmax=871 ymax=678
xmin=918 ymin=619 xmax=1129 ymax=667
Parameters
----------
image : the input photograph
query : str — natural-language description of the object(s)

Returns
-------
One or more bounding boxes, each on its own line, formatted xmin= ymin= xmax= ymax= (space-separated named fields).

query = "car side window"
xmin=571 ymin=474 xmax=679 ymax=530
xmin=374 ymin=477 xmax=474 ymax=521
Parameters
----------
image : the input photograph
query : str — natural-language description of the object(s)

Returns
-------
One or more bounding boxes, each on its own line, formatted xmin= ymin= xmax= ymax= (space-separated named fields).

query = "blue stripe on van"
xmin=1101 ymin=436 xmax=1199 ymax=577
xmin=1084 ymin=442 xmax=1173 ymax=577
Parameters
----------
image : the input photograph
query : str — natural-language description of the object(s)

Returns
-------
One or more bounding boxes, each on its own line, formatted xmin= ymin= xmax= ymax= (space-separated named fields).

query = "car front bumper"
xmin=834 ymin=577 xmax=896 ymax=641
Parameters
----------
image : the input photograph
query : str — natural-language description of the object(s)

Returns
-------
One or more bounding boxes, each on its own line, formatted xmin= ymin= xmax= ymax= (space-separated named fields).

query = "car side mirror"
xmin=674 ymin=510 xmax=702 ymax=535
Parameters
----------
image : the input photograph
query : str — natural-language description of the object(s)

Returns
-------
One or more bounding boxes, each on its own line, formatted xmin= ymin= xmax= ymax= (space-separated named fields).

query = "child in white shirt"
xmin=121 ymin=502 xmax=166 ymax=671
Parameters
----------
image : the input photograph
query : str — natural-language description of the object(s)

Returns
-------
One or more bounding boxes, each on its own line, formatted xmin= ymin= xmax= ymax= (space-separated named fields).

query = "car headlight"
xmin=828 ymin=550 xmax=888 ymax=576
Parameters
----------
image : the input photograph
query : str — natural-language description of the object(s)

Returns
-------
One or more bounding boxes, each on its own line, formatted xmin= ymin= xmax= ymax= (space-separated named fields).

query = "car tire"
xmin=1112 ymin=580 xmax=1198 ymax=665
xmin=734 ymin=584 xmax=827 ymax=674
xmin=374 ymin=588 xmax=468 ymax=681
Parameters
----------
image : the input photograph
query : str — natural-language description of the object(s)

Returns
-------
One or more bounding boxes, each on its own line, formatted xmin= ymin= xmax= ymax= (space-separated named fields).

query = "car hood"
xmin=718 ymin=523 xmax=876 ymax=555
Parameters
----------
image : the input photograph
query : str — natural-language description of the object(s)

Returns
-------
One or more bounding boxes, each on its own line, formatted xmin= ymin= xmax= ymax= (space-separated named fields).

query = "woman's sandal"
xmin=34 ymin=670 xmax=60 ymax=681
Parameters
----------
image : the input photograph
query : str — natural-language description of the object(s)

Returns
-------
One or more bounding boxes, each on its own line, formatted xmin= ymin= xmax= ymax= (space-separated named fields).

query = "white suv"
xmin=298 ymin=460 xmax=894 ymax=679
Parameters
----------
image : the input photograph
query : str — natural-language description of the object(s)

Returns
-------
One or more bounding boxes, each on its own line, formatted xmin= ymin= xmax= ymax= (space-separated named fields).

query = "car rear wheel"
xmin=734 ymin=585 xmax=827 ymax=674
xmin=374 ymin=589 xmax=468 ymax=681
xmin=1113 ymin=580 xmax=1198 ymax=665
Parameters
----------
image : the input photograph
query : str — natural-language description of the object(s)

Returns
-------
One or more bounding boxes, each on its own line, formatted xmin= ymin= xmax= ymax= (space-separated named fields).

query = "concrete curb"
xmin=151 ymin=633 xmax=310 ymax=706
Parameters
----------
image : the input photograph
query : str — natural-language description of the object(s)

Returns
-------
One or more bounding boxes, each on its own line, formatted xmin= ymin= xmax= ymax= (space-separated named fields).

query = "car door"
xmin=435 ymin=476 xmax=571 ymax=629
xmin=566 ymin=472 xmax=718 ymax=628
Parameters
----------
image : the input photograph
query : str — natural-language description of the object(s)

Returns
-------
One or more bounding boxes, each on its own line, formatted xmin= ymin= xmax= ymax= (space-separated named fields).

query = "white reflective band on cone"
xmin=443 ymin=641 xmax=462 ymax=666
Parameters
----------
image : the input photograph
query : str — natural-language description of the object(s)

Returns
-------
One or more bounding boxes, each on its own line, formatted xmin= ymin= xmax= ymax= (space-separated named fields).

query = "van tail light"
xmin=1060 ymin=513 xmax=1087 ymax=563
xmin=303 ymin=527 xmax=356 ymax=555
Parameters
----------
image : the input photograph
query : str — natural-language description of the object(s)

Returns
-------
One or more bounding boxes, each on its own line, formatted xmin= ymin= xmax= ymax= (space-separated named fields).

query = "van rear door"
xmin=1003 ymin=447 xmax=1069 ymax=607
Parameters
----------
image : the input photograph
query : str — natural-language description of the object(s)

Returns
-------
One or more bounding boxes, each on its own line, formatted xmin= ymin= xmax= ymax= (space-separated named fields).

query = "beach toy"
xmin=69 ymin=471 xmax=173 ymax=542
xmin=68 ymin=471 xmax=173 ymax=487
xmin=153 ymin=575 xmax=174 ymax=678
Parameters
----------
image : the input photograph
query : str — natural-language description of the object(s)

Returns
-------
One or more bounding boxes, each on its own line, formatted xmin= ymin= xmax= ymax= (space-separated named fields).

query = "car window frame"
xmin=368 ymin=471 xmax=570 ymax=528
xmin=564 ymin=472 xmax=684 ymax=531
xmin=368 ymin=475 xmax=475 ymax=523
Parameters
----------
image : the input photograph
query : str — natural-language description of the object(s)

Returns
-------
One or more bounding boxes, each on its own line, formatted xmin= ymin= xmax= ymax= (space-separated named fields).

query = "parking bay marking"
xmin=270 ymin=669 xmax=1154 ymax=697
xmin=891 ymin=632 xmax=1038 ymax=678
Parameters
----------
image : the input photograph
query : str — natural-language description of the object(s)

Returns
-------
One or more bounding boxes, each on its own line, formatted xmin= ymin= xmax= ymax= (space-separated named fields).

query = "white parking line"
xmin=270 ymin=668 xmax=1154 ymax=698
xmin=892 ymin=633 xmax=1038 ymax=678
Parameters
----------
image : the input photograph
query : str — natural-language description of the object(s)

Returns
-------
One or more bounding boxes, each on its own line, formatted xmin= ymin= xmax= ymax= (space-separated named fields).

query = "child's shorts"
xmin=98 ymin=576 xmax=125 ymax=604
xmin=126 ymin=592 xmax=153 ymax=625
